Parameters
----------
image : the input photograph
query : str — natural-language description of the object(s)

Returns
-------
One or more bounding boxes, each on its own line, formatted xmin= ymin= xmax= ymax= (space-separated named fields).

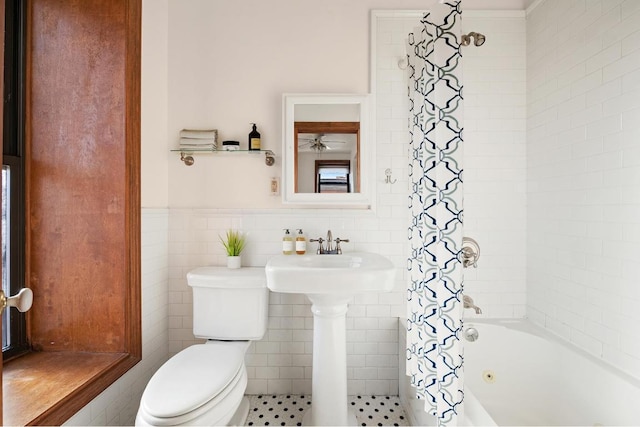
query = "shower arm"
xmin=460 ymin=31 xmax=486 ymax=47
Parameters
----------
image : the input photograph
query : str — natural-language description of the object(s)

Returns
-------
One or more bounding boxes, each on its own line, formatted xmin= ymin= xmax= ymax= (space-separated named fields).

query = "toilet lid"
xmin=142 ymin=343 xmax=244 ymax=418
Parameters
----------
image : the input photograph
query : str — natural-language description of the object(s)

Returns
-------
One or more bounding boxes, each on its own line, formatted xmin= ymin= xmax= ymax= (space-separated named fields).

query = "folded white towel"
xmin=179 ymin=137 xmax=216 ymax=149
xmin=179 ymin=129 xmax=218 ymax=140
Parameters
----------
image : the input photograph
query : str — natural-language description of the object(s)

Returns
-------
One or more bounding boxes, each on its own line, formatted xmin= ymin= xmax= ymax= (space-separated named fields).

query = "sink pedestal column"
xmin=303 ymin=294 xmax=357 ymax=426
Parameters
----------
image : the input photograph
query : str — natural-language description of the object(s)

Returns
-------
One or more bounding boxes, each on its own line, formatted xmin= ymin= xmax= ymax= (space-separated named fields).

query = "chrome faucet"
xmin=310 ymin=230 xmax=350 ymax=254
xmin=326 ymin=230 xmax=333 ymax=253
xmin=461 ymin=237 xmax=480 ymax=268
xmin=463 ymin=295 xmax=483 ymax=314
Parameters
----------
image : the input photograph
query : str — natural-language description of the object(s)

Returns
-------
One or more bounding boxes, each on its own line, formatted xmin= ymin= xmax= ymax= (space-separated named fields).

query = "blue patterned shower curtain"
xmin=406 ymin=1 xmax=464 ymax=426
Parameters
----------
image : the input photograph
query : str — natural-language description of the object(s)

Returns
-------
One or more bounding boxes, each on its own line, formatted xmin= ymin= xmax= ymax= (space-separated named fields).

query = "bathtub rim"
xmin=465 ymin=318 xmax=640 ymax=390
xmin=398 ymin=317 xmax=497 ymax=426
xmin=400 ymin=316 xmax=640 ymax=390
xmin=399 ymin=316 xmax=640 ymax=427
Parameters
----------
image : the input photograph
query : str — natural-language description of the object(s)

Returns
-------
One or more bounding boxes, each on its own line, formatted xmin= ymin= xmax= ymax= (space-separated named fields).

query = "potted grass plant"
xmin=220 ymin=229 xmax=246 ymax=269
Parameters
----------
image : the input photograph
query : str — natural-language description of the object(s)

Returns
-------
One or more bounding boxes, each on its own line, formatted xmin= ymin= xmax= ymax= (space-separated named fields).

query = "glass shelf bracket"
xmin=171 ymin=148 xmax=276 ymax=166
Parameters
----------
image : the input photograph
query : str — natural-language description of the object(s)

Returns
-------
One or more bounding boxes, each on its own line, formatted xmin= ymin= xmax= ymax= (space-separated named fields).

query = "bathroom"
xmin=56 ymin=0 xmax=640 ymax=425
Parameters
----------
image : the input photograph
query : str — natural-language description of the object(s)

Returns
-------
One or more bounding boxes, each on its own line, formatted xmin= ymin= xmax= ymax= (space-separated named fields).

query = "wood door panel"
xmin=28 ymin=0 xmax=129 ymax=353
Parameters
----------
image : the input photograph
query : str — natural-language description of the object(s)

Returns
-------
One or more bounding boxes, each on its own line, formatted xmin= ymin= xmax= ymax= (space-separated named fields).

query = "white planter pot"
xmin=227 ymin=256 xmax=242 ymax=269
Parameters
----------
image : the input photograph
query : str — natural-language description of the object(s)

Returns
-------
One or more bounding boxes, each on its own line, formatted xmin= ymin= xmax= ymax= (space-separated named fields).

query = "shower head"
xmin=461 ymin=32 xmax=486 ymax=47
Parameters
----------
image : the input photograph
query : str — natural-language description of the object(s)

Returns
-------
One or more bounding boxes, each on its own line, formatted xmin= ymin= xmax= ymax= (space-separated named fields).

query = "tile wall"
xmin=459 ymin=12 xmax=528 ymax=318
xmin=168 ymin=208 xmax=406 ymax=396
xmin=373 ymin=10 xmax=527 ymax=320
xmin=527 ymin=0 xmax=640 ymax=380
xmin=64 ymin=210 xmax=170 ymax=426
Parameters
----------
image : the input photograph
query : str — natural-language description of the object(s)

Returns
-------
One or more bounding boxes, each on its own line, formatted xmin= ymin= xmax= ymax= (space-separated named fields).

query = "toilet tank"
xmin=187 ymin=267 xmax=268 ymax=340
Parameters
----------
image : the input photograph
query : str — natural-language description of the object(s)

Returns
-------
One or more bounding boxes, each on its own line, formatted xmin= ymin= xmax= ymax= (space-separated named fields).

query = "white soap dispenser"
xmin=282 ymin=229 xmax=294 ymax=255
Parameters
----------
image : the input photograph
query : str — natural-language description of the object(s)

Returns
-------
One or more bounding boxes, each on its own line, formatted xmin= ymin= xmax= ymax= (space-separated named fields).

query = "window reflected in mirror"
xmin=283 ymin=94 xmax=371 ymax=207
xmin=315 ymin=160 xmax=351 ymax=193
xmin=294 ymin=121 xmax=360 ymax=194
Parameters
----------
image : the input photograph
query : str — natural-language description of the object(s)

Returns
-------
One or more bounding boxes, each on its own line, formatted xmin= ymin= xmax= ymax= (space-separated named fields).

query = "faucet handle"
xmin=309 ymin=237 xmax=325 ymax=254
xmin=461 ymin=237 xmax=481 ymax=268
xmin=334 ymin=238 xmax=350 ymax=255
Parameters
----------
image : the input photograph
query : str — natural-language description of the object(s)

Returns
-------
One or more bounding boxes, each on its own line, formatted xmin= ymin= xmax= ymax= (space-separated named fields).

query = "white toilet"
xmin=136 ymin=267 xmax=268 ymax=426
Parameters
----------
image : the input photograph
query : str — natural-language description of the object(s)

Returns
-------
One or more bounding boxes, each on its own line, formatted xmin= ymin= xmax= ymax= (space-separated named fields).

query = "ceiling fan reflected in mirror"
xmin=298 ymin=134 xmax=346 ymax=152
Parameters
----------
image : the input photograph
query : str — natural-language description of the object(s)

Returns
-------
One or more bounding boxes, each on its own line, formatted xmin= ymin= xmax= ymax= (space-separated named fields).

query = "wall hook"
xmin=385 ymin=168 xmax=397 ymax=184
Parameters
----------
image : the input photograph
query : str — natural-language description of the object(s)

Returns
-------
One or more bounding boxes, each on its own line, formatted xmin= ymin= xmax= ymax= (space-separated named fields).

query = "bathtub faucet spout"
xmin=463 ymin=295 xmax=483 ymax=314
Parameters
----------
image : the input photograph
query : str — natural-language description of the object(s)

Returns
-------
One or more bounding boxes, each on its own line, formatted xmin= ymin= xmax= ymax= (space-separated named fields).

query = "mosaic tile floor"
xmin=245 ymin=394 xmax=409 ymax=426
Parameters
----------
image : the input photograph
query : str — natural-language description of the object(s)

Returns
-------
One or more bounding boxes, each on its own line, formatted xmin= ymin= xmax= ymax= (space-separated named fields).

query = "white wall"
xmin=164 ymin=0 xmax=528 ymax=209
xmin=459 ymin=12 xmax=528 ymax=317
xmin=165 ymin=0 xmax=373 ymax=208
xmin=527 ymin=0 xmax=640 ymax=380
xmin=141 ymin=0 xmax=170 ymax=208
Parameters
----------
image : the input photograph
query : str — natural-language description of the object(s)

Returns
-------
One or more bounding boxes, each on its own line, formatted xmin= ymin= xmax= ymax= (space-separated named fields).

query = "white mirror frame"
xmin=282 ymin=93 xmax=374 ymax=208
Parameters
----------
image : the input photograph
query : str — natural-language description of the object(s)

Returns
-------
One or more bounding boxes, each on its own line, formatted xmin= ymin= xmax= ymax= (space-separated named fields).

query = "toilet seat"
xmin=137 ymin=343 xmax=247 ymax=426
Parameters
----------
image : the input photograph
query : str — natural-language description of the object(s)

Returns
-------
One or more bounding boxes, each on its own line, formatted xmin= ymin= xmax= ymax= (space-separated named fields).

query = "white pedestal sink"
xmin=265 ymin=252 xmax=396 ymax=426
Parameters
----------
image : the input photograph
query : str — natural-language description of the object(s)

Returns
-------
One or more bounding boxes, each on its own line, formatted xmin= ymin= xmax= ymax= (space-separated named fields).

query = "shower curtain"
xmin=406 ymin=1 xmax=464 ymax=426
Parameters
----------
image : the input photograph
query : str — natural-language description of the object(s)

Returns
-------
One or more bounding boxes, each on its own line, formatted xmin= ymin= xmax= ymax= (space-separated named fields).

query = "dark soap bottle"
xmin=249 ymin=123 xmax=261 ymax=151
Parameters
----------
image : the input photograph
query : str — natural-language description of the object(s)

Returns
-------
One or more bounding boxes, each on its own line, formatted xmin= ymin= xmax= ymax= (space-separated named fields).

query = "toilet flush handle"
xmin=0 ymin=288 xmax=33 ymax=314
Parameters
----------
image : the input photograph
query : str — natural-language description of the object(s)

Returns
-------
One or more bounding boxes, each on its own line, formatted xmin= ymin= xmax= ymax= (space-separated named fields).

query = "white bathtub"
xmin=399 ymin=319 xmax=640 ymax=426
xmin=398 ymin=319 xmax=492 ymax=426
xmin=464 ymin=319 xmax=640 ymax=426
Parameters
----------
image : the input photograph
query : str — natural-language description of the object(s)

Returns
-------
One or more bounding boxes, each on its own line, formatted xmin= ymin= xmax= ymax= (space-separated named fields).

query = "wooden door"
xmin=0 ymin=0 xmax=140 ymax=423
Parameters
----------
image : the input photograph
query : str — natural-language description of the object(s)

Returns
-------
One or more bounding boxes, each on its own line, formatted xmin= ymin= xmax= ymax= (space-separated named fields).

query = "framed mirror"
xmin=282 ymin=94 xmax=373 ymax=207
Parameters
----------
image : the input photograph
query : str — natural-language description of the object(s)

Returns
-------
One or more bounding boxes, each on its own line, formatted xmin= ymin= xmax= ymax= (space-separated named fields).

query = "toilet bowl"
xmin=136 ymin=267 xmax=268 ymax=426
xmin=136 ymin=342 xmax=250 ymax=426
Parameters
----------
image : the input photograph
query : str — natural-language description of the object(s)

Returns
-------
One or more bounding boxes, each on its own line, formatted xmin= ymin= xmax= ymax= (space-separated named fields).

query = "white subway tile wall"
xmin=460 ymin=13 xmax=528 ymax=318
xmin=527 ymin=0 xmax=640 ymax=380
xmin=376 ymin=11 xmax=528 ymax=321
xmin=168 ymin=209 xmax=405 ymax=396
xmin=63 ymin=210 xmax=170 ymax=426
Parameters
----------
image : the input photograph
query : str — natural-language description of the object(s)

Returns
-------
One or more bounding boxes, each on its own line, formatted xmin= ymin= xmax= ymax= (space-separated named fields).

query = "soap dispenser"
xmin=295 ymin=229 xmax=306 ymax=255
xmin=282 ymin=229 xmax=294 ymax=255
xmin=249 ymin=123 xmax=261 ymax=151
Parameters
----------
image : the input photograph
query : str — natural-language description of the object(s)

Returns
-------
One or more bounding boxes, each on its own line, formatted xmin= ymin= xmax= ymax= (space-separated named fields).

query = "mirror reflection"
xmin=294 ymin=121 xmax=360 ymax=194
xmin=282 ymin=94 xmax=371 ymax=207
